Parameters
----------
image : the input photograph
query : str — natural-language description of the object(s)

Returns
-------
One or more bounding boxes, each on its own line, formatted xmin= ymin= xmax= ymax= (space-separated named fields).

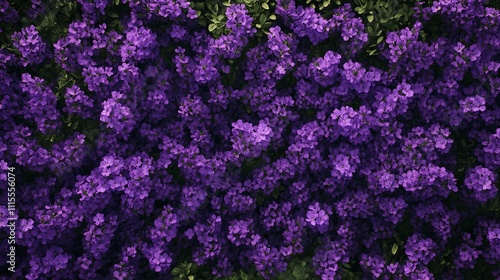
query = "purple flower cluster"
xmin=11 ymin=25 xmax=46 ymax=67
xmin=19 ymin=73 xmax=60 ymax=134
xmin=464 ymin=166 xmax=497 ymax=202
xmin=0 ymin=0 xmax=499 ymax=279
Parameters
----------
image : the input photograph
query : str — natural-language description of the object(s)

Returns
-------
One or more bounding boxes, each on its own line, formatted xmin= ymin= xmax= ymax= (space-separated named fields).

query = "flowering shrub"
xmin=0 ymin=0 xmax=499 ymax=279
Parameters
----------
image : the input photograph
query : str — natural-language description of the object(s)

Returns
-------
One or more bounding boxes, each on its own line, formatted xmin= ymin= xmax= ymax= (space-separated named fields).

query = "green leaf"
xmin=367 ymin=15 xmax=374 ymax=22
xmin=108 ymin=12 xmax=119 ymax=18
xmin=240 ymin=270 xmax=249 ymax=280
xmin=198 ymin=18 xmax=207 ymax=26
xmin=391 ymin=243 xmax=398 ymax=255
xmin=392 ymin=12 xmax=403 ymax=19
xmin=293 ymin=266 xmax=306 ymax=279
xmin=260 ymin=14 xmax=266 ymax=25
xmin=367 ymin=26 xmax=374 ymax=34
xmin=262 ymin=3 xmax=269 ymax=9
xmin=354 ymin=6 xmax=365 ymax=14
xmin=62 ymin=114 xmax=72 ymax=124
xmin=188 ymin=276 xmax=195 ymax=280
xmin=185 ymin=262 xmax=192 ymax=271
xmin=109 ymin=19 xmax=119 ymax=28
xmin=207 ymin=3 xmax=217 ymax=14
xmin=269 ymin=14 xmax=277 ymax=20
xmin=377 ymin=36 xmax=384 ymax=44
xmin=114 ymin=0 xmax=120 ymax=5
xmin=172 ymin=267 xmax=182 ymax=275
xmin=208 ymin=24 xmax=217 ymax=32
xmin=366 ymin=0 xmax=373 ymax=10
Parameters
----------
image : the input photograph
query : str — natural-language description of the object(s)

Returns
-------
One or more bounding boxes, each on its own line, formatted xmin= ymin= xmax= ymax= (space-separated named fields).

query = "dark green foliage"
xmin=485 ymin=0 xmax=500 ymax=9
xmin=190 ymin=0 xmax=277 ymax=38
xmin=172 ymin=261 xmax=199 ymax=280
xmin=420 ymin=13 xmax=445 ymax=42
xmin=275 ymin=257 xmax=320 ymax=280
xmin=352 ymin=0 xmax=415 ymax=56
xmin=170 ymin=256 xmax=320 ymax=280
xmin=35 ymin=0 xmax=79 ymax=44
xmin=303 ymin=0 xmax=339 ymax=11
xmin=451 ymin=129 xmax=478 ymax=185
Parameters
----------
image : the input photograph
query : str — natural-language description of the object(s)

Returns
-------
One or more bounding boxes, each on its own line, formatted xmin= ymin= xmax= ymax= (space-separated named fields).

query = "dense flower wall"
xmin=0 ymin=0 xmax=499 ymax=279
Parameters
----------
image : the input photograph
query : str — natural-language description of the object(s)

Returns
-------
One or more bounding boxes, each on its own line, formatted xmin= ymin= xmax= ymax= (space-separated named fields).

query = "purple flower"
xmin=305 ymin=202 xmax=330 ymax=233
xmin=64 ymin=85 xmax=94 ymax=118
xmin=464 ymin=166 xmax=497 ymax=202
xmin=181 ymin=185 xmax=208 ymax=211
xmin=120 ymin=26 xmax=157 ymax=62
xmin=225 ymin=4 xmax=256 ymax=36
xmin=405 ymin=234 xmax=437 ymax=265
xmin=100 ymin=93 xmax=136 ymax=138
xmin=459 ymin=95 xmax=486 ymax=113
xmin=12 ymin=25 xmax=46 ymax=66
xmin=143 ymin=244 xmax=173 ymax=272
xmin=19 ymin=73 xmax=60 ymax=134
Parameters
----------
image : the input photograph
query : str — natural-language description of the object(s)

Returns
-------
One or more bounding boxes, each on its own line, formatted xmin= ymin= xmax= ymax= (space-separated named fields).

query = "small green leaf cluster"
xmin=222 ymin=269 xmax=262 ymax=280
xmin=172 ymin=262 xmax=199 ymax=280
xmin=34 ymin=0 xmax=79 ymax=44
xmin=190 ymin=0 xmax=277 ymax=38
xmin=275 ymin=258 xmax=320 ymax=280
xmin=240 ymin=0 xmax=278 ymax=36
xmin=381 ymin=236 xmax=405 ymax=262
xmin=170 ymin=257 xmax=320 ymax=280
xmin=191 ymin=1 xmax=226 ymax=37
xmin=303 ymin=0 xmax=342 ymax=11
xmin=353 ymin=0 xmax=415 ymax=56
